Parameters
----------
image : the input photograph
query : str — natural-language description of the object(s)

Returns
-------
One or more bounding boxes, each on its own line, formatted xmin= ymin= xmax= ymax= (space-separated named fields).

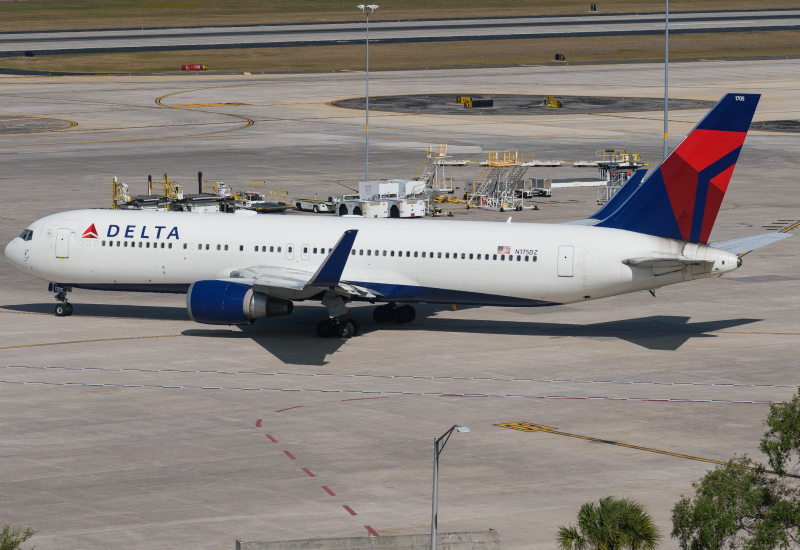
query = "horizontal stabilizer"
xmin=623 ymin=256 xmax=705 ymax=268
xmin=710 ymin=232 xmax=793 ymax=255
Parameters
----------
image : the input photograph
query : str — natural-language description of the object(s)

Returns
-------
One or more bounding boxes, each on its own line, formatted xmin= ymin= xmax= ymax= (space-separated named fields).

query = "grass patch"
xmin=0 ymin=0 xmax=797 ymax=31
xmin=2 ymin=31 xmax=798 ymax=74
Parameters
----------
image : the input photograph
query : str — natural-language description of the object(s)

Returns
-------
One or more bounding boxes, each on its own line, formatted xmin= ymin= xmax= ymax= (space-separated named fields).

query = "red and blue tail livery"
xmin=597 ymin=93 xmax=760 ymax=243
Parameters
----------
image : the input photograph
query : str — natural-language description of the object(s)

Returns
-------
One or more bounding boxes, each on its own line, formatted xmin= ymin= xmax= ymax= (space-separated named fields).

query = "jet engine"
xmin=187 ymin=280 xmax=293 ymax=325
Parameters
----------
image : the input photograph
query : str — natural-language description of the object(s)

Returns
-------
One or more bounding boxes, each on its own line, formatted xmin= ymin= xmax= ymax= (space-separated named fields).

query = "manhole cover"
xmin=0 ymin=116 xmax=75 ymax=134
xmin=331 ymin=94 xmax=707 ymax=115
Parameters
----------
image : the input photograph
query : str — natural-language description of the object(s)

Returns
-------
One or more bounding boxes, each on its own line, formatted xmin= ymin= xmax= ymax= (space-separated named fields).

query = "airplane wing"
xmin=222 ymin=229 xmax=382 ymax=298
xmin=710 ymin=232 xmax=793 ymax=255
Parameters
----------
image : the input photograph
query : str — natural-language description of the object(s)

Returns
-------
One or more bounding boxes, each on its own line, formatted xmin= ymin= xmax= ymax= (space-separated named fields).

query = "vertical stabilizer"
xmin=597 ymin=94 xmax=760 ymax=243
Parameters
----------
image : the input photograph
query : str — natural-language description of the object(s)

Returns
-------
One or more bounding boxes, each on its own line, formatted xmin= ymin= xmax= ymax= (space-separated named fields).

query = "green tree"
xmin=671 ymin=390 xmax=800 ymax=550
xmin=0 ymin=524 xmax=36 ymax=550
xmin=558 ymin=496 xmax=662 ymax=550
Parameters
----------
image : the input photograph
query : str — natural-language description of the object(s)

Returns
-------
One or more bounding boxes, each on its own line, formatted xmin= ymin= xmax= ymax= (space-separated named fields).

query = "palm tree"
xmin=558 ymin=497 xmax=661 ymax=550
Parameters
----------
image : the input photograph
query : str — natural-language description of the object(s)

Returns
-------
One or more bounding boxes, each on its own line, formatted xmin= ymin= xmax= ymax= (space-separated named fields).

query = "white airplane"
xmin=4 ymin=94 xmax=792 ymax=338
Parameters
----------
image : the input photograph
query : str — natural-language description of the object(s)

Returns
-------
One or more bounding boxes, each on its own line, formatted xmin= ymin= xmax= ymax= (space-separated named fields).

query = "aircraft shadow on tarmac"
xmin=3 ymin=302 xmax=190 ymax=321
xmin=2 ymin=303 xmax=760 ymax=365
xmin=182 ymin=304 xmax=761 ymax=365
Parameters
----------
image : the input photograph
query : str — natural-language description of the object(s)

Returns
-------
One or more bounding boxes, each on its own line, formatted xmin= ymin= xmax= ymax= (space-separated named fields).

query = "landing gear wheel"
xmin=338 ymin=321 xmax=355 ymax=339
xmin=316 ymin=319 xmax=335 ymax=338
xmin=65 ymin=303 xmax=74 ymax=316
xmin=404 ymin=305 xmax=416 ymax=322
xmin=393 ymin=306 xmax=412 ymax=324
xmin=346 ymin=318 xmax=360 ymax=336
xmin=55 ymin=303 xmax=69 ymax=317
xmin=313 ymin=205 xmax=320 ymax=213
xmin=373 ymin=305 xmax=393 ymax=323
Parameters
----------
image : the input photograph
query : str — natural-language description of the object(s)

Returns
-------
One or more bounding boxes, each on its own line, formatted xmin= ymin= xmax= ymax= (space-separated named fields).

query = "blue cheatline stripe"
xmin=347 ymin=280 xmax=557 ymax=307
xmin=308 ymin=229 xmax=358 ymax=287
xmin=689 ymin=146 xmax=743 ymax=243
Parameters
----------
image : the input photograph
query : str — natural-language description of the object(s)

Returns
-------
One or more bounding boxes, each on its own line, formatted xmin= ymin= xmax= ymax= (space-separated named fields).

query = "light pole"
xmin=357 ymin=4 xmax=378 ymax=182
xmin=664 ymin=0 xmax=669 ymax=160
xmin=431 ymin=425 xmax=470 ymax=550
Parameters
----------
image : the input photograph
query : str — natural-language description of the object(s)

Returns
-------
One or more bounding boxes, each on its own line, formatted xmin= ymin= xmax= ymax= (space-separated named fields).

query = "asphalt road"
xmin=2 ymin=9 xmax=799 ymax=56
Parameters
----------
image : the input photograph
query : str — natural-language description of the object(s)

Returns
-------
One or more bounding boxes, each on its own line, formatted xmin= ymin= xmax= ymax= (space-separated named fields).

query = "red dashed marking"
xmin=276 ymin=406 xmax=303 ymax=413
xmin=302 ymin=468 xmax=316 ymax=477
xmin=343 ymin=505 xmax=357 ymax=515
xmin=341 ymin=397 xmax=390 ymax=402
xmin=284 ymin=450 xmax=297 ymax=460
xmin=365 ymin=526 xmax=380 ymax=537
xmin=322 ymin=486 xmax=336 ymax=496
xmin=255 ymin=419 xmax=262 ymax=427
xmin=266 ymin=434 xmax=277 ymax=442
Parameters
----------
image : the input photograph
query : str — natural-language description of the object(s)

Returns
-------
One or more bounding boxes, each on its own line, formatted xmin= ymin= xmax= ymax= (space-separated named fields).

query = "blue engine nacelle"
xmin=187 ymin=280 xmax=294 ymax=325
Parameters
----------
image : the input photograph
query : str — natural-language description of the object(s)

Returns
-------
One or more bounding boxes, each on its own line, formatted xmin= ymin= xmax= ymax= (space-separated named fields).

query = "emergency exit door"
xmin=55 ymin=228 xmax=70 ymax=259
xmin=557 ymin=245 xmax=574 ymax=277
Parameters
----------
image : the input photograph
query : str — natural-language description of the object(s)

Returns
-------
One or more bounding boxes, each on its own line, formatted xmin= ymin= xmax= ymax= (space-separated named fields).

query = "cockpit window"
xmin=19 ymin=229 xmax=33 ymax=241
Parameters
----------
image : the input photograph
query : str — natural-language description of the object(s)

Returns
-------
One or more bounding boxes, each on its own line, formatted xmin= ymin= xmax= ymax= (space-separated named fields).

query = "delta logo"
xmin=81 ymin=224 xmax=99 ymax=239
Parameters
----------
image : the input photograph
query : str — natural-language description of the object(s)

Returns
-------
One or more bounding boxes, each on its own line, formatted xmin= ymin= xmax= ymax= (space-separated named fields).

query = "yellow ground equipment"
xmin=111 ymin=177 xmax=131 ymax=210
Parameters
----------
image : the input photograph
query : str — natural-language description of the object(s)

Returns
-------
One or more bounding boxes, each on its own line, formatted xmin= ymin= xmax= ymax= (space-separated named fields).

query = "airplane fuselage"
xmin=4 ymin=209 xmax=739 ymax=307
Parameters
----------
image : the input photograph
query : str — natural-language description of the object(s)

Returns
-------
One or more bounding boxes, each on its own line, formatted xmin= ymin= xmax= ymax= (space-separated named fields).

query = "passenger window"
xmin=161 ymin=243 xmax=165 ymax=249
xmin=303 ymin=247 xmax=308 ymax=254
xmin=313 ymin=248 xmax=317 ymax=254
xmin=390 ymin=251 xmax=395 ymax=257
xmin=147 ymin=242 xmax=152 ymax=248
xmin=102 ymin=240 xmax=106 ymax=246
xmin=288 ymin=246 xmax=293 ymax=253
xmin=438 ymin=252 xmax=442 ymax=258
xmin=493 ymin=254 xmax=497 ymax=260
xmin=406 ymin=251 xmax=410 ymax=257
xmin=206 ymin=244 xmax=210 ymax=250
xmin=461 ymin=253 xmax=465 ymax=259
xmin=239 ymin=245 xmax=244 ymax=251
xmin=254 ymin=246 xmax=258 ymax=252
xmin=270 ymin=246 xmax=274 ymax=252
xmin=422 ymin=252 xmax=426 ymax=258
xmin=517 ymin=255 xmax=521 ymax=261
xmin=117 ymin=241 xmax=121 ymax=247
xmin=414 ymin=252 xmax=418 ymax=257
xmin=218 ymin=245 xmax=222 ymax=251
xmin=382 ymin=250 xmax=386 ymax=256
xmin=351 ymin=250 xmax=356 ymax=256
xmin=501 ymin=255 xmax=505 ymax=261
xmin=139 ymin=242 xmax=143 ymax=248
xmin=183 ymin=243 xmax=187 ymax=249
xmin=169 ymin=243 xmax=173 ymax=249
xmin=367 ymin=250 xmax=371 ymax=256
xmin=278 ymin=246 xmax=281 ymax=252
xmin=524 ymin=256 xmax=529 ymax=262
xmin=533 ymin=256 xmax=537 ymax=262
xmin=445 ymin=253 xmax=449 ymax=259
xmin=469 ymin=253 xmax=473 ymax=259
xmin=359 ymin=250 xmax=363 ymax=256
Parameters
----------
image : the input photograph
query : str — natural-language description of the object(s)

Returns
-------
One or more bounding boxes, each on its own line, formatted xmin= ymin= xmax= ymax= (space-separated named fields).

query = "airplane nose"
xmin=4 ymin=238 xmax=20 ymax=265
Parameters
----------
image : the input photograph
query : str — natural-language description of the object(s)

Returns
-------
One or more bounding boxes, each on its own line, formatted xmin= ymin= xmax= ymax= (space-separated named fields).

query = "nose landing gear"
xmin=54 ymin=292 xmax=73 ymax=317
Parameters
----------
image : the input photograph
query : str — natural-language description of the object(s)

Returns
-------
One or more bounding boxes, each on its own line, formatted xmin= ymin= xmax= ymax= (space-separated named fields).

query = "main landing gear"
xmin=373 ymin=303 xmax=416 ymax=325
xmin=316 ymin=317 xmax=360 ymax=339
xmin=317 ymin=290 xmax=359 ymax=339
xmin=54 ymin=292 xmax=73 ymax=317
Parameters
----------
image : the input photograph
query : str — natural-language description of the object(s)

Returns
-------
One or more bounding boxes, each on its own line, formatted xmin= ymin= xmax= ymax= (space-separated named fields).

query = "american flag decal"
xmin=497 ymin=246 xmax=510 ymax=254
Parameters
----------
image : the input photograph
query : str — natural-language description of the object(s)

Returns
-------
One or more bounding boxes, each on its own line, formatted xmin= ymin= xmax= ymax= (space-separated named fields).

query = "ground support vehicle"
xmin=295 ymin=198 xmax=335 ymax=213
